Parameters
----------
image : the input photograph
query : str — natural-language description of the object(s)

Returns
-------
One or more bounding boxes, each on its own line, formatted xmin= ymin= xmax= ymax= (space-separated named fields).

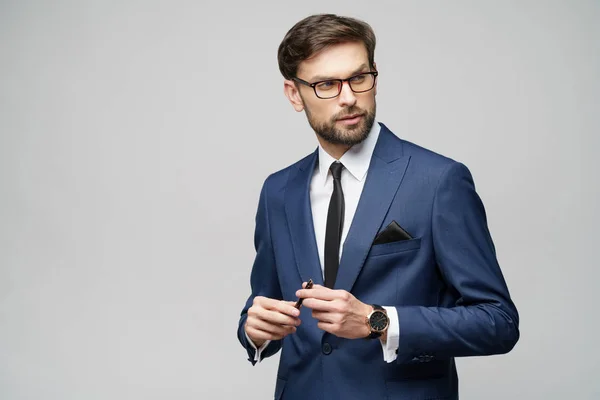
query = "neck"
xmin=316 ymin=136 xmax=352 ymax=160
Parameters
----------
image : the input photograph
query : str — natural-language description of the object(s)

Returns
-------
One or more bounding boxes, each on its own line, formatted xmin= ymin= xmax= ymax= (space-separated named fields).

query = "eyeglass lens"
xmin=315 ymin=73 xmax=375 ymax=98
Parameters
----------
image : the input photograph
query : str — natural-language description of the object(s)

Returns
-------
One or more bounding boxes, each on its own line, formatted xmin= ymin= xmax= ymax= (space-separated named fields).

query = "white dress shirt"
xmin=247 ymin=121 xmax=399 ymax=363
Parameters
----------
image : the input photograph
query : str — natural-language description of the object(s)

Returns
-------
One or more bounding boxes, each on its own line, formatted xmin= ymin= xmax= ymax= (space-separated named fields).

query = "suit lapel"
xmin=284 ymin=150 xmax=324 ymax=286
xmin=335 ymin=125 xmax=411 ymax=292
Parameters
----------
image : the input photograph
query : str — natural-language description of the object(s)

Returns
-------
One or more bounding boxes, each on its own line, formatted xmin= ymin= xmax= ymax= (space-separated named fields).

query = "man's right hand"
xmin=244 ymin=296 xmax=301 ymax=348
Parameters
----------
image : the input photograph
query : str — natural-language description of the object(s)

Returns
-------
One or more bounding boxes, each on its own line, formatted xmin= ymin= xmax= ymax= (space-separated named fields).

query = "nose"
xmin=337 ymin=81 xmax=357 ymax=107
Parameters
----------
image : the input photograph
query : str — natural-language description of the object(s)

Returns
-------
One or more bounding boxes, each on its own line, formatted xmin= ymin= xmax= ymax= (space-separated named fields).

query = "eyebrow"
xmin=309 ymin=63 xmax=370 ymax=82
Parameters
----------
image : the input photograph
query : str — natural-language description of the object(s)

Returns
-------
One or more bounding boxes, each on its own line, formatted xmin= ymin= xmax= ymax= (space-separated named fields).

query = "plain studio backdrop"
xmin=1 ymin=1 xmax=598 ymax=399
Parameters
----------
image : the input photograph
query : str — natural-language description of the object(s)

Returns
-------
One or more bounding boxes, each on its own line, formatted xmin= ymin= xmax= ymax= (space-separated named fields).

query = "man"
xmin=237 ymin=14 xmax=519 ymax=400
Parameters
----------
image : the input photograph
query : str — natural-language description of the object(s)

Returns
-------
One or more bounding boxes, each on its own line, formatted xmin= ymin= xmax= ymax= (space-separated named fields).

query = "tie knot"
xmin=330 ymin=161 xmax=344 ymax=180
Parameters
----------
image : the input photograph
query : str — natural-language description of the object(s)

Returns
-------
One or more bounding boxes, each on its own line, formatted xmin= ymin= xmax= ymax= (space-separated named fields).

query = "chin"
xmin=333 ymin=130 xmax=369 ymax=146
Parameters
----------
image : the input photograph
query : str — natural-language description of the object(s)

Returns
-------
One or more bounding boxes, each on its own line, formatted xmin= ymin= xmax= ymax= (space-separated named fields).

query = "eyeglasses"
xmin=293 ymin=71 xmax=378 ymax=99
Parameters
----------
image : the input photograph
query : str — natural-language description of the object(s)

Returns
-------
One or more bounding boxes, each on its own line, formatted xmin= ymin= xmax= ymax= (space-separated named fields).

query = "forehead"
xmin=297 ymin=41 xmax=369 ymax=80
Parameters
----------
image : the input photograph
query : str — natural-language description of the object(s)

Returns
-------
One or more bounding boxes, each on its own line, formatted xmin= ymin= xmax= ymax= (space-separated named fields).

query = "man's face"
xmin=287 ymin=41 xmax=377 ymax=146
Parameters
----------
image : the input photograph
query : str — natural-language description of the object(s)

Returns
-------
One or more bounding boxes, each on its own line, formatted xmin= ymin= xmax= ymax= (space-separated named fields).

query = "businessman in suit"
xmin=237 ymin=14 xmax=519 ymax=399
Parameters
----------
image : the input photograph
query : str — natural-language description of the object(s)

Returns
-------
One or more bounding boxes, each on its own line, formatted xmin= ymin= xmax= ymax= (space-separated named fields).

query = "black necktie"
xmin=324 ymin=161 xmax=345 ymax=289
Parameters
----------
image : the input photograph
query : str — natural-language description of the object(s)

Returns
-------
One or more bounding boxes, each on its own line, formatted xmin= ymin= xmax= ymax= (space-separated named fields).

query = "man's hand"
xmin=244 ymin=297 xmax=301 ymax=348
xmin=296 ymin=283 xmax=372 ymax=339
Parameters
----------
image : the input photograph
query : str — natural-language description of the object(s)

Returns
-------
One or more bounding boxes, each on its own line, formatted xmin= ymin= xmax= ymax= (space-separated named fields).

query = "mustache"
xmin=333 ymin=107 xmax=365 ymax=120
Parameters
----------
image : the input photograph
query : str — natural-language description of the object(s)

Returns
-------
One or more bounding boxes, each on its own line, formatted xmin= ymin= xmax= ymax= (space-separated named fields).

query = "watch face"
xmin=369 ymin=310 xmax=388 ymax=332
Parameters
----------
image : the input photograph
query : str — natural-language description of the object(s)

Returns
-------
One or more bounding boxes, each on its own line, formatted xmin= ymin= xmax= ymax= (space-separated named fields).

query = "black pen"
xmin=294 ymin=279 xmax=313 ymax=309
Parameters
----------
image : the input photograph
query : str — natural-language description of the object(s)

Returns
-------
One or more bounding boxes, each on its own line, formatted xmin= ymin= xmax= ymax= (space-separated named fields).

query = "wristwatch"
xmin=365 ymin=304 xmax=389 ymax=339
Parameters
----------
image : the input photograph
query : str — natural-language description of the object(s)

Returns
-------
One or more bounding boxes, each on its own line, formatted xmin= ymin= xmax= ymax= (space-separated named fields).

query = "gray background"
xmin=1 ymin=1 xmax=598 ymax=399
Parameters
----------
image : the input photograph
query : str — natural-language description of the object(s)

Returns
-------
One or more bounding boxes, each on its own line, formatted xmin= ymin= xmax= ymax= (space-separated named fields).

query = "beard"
xmin=304 ymin=101 xmax=376 ymax=147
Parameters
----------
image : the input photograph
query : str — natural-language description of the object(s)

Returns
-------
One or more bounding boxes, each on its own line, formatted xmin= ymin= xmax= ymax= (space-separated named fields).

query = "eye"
xmin=350 ymin=74 xmax=367 ymax=83
xmin=315 ymin=80 xmax=337 ymax=91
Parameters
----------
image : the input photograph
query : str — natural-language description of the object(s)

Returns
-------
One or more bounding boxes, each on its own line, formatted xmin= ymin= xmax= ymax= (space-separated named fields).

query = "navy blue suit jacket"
xmin=237 ymin=123 xmax=519 ymax=400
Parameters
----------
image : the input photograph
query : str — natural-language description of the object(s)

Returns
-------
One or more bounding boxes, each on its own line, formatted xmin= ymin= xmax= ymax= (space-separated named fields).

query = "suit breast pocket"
xmin=368 ymin=238 xmax=421 ymax=257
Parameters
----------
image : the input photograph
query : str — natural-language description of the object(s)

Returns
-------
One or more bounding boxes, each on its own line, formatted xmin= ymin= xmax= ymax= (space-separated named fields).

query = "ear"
xmin=283 ymin=80 xmax=305 ymax=112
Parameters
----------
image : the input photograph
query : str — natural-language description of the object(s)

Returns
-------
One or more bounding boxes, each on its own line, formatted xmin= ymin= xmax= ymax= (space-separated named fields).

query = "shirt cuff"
xmin=245 ymin=330 xmax=271 ymax=363
xmin=380 ymin=306 xmax=399 ymax=363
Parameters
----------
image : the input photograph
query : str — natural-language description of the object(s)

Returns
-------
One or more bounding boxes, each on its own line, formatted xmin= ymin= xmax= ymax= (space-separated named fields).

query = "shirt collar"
xmin=315 ymin=120 xmax=381 ymax=186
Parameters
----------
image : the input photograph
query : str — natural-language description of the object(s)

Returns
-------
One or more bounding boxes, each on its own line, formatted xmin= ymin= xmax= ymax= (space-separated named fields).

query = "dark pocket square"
xmin=372 ymin=220 xmax=413 ymax=245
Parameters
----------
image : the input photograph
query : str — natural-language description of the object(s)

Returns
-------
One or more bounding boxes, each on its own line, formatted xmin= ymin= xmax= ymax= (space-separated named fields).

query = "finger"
xmin=248 ymin=318 xmax=297 ymax=337
xmin=295 ymin=285 xmax=341 ymax=301
xmin=261 ymin=299 xmax=301 ymax=317
xmin=311 ymin=310 xmax=336 ymax=323
xmin=316 ymin=321 xmax=337 ymax=334
xmin=301 ymin=298 xmax=337 ymax=312
xmin=258 ymin=309 xmax=301 ymax=326
xmin=295 ymin=283 xmax=326 ymax=297
xmin=245 ymin=325 xmax=290 ymax=342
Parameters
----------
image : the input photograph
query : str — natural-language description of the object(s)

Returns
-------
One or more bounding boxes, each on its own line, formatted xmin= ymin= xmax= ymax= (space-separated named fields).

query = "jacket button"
xmin=322 ymin=342 xmax=332 ymax=355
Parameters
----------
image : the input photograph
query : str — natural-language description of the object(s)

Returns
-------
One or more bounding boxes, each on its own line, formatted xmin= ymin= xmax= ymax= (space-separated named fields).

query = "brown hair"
xmin=277 ymin=14 xmax=377 ymax=80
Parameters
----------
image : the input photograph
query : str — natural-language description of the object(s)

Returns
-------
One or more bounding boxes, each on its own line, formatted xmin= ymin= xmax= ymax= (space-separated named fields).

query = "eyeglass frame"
xmin=292 ymin=71 xmax=379 ymax=99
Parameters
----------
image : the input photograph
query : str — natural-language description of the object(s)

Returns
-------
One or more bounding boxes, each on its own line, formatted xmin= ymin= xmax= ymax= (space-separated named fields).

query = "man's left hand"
xmin=295 ymin=283 xmax=372 ymax=339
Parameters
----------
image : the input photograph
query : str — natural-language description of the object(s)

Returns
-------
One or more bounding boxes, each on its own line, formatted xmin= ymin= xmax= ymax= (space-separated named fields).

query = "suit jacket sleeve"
xmin=395 ymin=162 xmax=520 ymax=364
xmin=237 ymin=176 xmax=284 ymax=365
